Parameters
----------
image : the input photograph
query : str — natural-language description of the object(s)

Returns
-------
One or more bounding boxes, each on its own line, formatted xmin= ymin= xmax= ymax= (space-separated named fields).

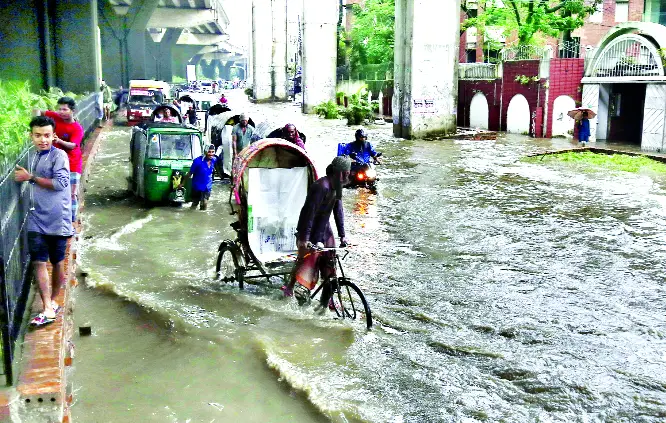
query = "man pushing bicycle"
xmin=282 ymin=156 xmax=352 ymax=307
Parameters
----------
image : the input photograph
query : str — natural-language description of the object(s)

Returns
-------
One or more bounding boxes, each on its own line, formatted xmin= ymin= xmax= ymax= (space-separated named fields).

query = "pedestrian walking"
xmin=101 ymin=79 xmax=113 ymax=120
xmin=36 ymin=97 xmax=84 ymax=223
xmin=14 ymin=116 xmax=74 ymax=327
xmin=231 ymin=113 xmax=255 ymax=159
xmin=178 ymin=144 xmax=218 ymax=211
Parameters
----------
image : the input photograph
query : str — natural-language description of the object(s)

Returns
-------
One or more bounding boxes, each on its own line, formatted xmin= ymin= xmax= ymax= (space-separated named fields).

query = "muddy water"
xmin=72 ymin=90 xmax=666 ymax=422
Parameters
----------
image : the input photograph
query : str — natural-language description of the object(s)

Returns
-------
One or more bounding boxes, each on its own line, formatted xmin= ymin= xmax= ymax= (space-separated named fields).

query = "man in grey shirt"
xmin=231 ymin=112 xmax=254 ymax=159
xmin=14 ymin=116 xmax=73 ymax=327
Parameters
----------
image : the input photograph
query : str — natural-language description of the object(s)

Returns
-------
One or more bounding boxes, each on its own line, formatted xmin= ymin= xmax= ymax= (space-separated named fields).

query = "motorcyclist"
xmin=341 ymin=129 xmax=381 ymax=171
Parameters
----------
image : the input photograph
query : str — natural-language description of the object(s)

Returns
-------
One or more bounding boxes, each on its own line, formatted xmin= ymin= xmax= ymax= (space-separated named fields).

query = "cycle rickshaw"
xmin=214 ymin=139 xmax=372 ymax=329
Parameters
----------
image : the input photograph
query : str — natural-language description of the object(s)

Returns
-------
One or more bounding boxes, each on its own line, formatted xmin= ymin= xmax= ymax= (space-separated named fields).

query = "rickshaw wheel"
xmin=216 ymin=242 xmax=242 ymax=286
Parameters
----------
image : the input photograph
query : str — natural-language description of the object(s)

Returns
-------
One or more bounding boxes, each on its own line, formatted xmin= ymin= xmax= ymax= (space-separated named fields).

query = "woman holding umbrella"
xmin=568 ymin=108 xmax=596 ymax=147
xmin=578 ymin=111 xmax=591 ymax=146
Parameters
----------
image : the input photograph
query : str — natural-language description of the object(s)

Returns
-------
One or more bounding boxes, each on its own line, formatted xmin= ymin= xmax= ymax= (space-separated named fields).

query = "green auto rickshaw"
xmin=129 ymin=105 xmax=205 ymax=204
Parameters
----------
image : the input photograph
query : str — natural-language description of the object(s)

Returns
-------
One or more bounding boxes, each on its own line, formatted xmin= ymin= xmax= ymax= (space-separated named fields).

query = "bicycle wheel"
xmin=330 ymin=279 xmax=372 ymax=330
xmin=215 ymin=242 xmax=243 ymax=288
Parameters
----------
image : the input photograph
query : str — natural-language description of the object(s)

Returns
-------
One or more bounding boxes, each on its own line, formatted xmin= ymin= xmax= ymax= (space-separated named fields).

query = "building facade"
xmin=460 ymin=0 xmax=648 ymax=64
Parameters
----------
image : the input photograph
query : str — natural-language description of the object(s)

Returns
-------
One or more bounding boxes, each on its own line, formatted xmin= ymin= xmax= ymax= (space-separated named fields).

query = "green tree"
xmin=348 ymin=0 xmax=395 ymax=73
xmin=462 ymin=0 xmax=603 ymax=45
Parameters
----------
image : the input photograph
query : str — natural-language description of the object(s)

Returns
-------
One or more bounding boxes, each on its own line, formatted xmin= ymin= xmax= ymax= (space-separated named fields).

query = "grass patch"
xmin=524 ymin=151 xmax=666 ymax=174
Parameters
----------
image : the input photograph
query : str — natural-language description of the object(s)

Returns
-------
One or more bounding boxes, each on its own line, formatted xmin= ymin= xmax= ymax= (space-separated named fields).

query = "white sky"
xmin=220 ymin=0 xmax=251 ymax=50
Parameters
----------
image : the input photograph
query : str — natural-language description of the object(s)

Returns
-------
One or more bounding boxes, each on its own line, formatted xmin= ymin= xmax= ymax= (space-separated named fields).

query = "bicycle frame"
xmin=309 ymin=249 xmax=350 ymax=299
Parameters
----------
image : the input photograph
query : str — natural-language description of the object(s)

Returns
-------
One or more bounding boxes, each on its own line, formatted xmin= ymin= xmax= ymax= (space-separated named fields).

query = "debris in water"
xmin=208 ymin=402 xmax=224 ymax=411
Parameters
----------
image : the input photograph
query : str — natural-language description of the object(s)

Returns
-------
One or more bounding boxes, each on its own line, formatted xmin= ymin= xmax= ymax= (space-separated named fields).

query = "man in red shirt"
xmin=38 ymin=97 xmax=84 ymax=223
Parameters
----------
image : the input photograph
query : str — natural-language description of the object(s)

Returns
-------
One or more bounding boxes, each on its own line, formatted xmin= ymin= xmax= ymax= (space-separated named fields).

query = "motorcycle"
xmin=337 ymin=142 xmax=382 ymax=190
xmin=347 ymin=152 xmax=382 ymax=190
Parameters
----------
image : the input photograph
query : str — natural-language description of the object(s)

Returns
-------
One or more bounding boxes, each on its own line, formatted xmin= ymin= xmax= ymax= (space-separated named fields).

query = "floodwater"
xmin=72 ymin=90 xmax=666 ymax=422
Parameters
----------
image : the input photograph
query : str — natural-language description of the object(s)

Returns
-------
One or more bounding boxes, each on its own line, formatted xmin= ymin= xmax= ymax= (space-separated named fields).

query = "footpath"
xmin=0 ymin=120 xmax=110 ymax=423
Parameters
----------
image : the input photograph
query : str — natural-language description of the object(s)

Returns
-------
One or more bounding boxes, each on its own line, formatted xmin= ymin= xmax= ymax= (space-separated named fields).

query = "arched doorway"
xmin=506 ymin=94 xmax=530 ymax=134
xmin=552 ymin=95 xmax=576 ymax=137
xmin=469 ymin=92 xmax=489 ymax=130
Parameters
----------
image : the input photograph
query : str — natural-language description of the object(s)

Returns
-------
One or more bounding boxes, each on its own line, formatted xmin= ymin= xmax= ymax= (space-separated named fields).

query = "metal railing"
xmin=76 ymin=93 xmax=99 ymax=139
xmin=459 ymin=63 xmax=500 ymax=79
xmin=501 ymin=44 xmax=547 ymax=61
xmin=0 ymin=148 xmax=33 ymax=385
xmin=0 ymin=92 xmax=96 ymax=385
xmin=589 ymin=35 xmax=664 ymax=78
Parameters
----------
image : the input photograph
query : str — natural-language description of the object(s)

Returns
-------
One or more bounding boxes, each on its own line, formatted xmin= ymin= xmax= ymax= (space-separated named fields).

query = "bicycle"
xmin=302 ymin=245 xmax=373 ymax=330
xmin=215 ymin=239 xmax=373 ymax=330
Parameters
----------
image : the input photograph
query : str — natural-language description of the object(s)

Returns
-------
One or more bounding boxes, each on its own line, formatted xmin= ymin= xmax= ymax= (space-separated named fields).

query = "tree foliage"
xmin=347 ymin=0 xmax=395 ymax=71
xmin=0 ymin=81 xmax=81 ymax=174
xmin=462 ymin=0 xmax=604 ymax=45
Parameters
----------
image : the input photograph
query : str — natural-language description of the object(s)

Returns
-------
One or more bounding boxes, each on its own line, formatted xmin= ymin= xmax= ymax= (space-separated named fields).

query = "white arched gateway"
xmin=506 ymin=94 xmax=530 ymax=134
xmin=582 ymin=23 xmax=666 ymax=152
xmin=552 ymin=95 xmax=576 ymax=138
xmin=469 ymin=92 xmax=489 ymax=130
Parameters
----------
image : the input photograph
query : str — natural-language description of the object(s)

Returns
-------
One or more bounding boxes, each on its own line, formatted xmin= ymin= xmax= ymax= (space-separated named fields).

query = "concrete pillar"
xmin=144 ymin=32 xmax=160 ymax=80
xmin=597 ymin=84 xmax=610 ymax=140
xmin=252 ymin=0 xmax=273 ymax=100
xmin=126 ymin=0 xmax=160 ymax=81
xmin=53 ymin=0 xmax=102 ymax=93
xmin=190 ymin=54 xmax=203 ymax=66
xmin=200 ymin=59 xmax=218 ymax=80
xmin=301 ymin=0 xmax=337 ymax=113
xmin=252 ymin=0 xmax=287 ymax=100
xmin=393 ymin=0 xmax=461 ymax=139
xmin=272 ymin=0 xmax=288 ymax=100
xmin=218 ymin=61 xmax=232 ymax=80
xmin=171 ymin=45 xmax=204 ymax=80
xmin=581 ymin=84 xmax=599 ymax=142
xmin=641 ymin=84 xmax=666 ymax=152
xmin=98 ymin=1 xmax=125 ymax=88
xmin=0 ymin=1 xmax=46 ymax=88
xmin=159 ymin=28 xmax=183 ymax=82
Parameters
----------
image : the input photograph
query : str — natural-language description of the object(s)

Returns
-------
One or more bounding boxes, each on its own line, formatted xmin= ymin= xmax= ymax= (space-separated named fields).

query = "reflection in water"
xmin=73 ymin=92 xmax=666 ymax=422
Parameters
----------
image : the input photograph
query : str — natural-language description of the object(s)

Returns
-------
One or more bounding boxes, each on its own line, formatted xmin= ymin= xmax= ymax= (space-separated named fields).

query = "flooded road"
xmin=73 ymin=90 xmax=666 ymax=422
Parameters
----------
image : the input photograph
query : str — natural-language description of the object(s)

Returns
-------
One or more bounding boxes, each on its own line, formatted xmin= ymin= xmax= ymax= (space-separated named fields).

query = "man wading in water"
xmin=282 ymin=156 xmax=351 ymax=308
xmin=179 ymin=144 xmax=217 ymax=210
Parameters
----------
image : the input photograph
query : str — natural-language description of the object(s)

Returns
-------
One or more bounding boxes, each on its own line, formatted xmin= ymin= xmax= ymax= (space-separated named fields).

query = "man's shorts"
xmin=191 ymin=190 xmax=211 ymax=202
xmin=70 ymin=172 xmax=80 ymax=187
xmin=28 ymin=232 xmax=70 ymax=264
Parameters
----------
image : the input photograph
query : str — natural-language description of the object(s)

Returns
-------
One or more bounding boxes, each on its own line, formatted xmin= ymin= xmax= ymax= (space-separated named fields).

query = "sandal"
xmin=52 ymin=302 xmax=61 ymax=315
xmin=30 ymin=313 xmax=55 ymax=327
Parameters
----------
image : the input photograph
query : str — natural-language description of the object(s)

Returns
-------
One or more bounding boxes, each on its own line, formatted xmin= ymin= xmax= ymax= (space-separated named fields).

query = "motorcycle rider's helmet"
xmin=355 ymin=129 xmax=368 ymax=141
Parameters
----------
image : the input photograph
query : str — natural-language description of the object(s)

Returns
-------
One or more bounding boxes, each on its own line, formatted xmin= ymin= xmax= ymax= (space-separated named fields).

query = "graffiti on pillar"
xmin=413 ymin=98 xmax=436 ymax=114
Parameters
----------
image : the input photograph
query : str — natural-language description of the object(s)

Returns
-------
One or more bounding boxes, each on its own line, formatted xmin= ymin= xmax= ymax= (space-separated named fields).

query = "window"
xmin=147 ymin=134 xmax=196 ymax=160
xmin=615 ymin=0 xmax=629 ymax=22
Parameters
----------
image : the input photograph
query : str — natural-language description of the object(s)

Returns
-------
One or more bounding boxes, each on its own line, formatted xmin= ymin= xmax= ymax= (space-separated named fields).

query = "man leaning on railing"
xmin=13 ymin=116 xmax=74 ymax=327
